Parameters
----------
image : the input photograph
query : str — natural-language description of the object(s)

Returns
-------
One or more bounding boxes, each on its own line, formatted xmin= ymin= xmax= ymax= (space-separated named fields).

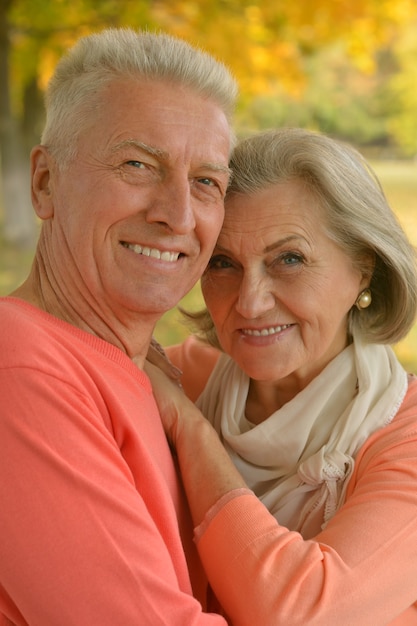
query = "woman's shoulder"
xmin=354 ymin=374 xmax=417 ymax=466
xmin=166 ymin=336 xmax=221 ymax=402
xmin=394 ymin=374 xmax=417 ymax=428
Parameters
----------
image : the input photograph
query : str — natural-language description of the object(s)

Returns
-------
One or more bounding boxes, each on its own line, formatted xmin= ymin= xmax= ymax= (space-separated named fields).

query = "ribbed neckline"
xmin=1 ymin=296 xmax=150 ymax=385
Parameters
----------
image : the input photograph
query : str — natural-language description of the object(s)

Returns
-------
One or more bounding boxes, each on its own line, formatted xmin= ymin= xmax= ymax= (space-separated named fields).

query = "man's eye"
xmin=198 ymin=177 xmax=216 ymax=186
xmin=126 ymin=160 xmax=146 ymax=168
xmin=192 ymin=176 xmax=225 ymax=202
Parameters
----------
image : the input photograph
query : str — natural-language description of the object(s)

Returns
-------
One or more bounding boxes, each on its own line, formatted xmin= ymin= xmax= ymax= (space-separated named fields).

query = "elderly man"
xmin=0 ymin=28 xmax=236 ymax=624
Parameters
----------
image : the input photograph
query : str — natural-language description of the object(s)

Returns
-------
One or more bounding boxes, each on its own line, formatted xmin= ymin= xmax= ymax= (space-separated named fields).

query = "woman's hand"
xmin=144 ymin=360 xmax=206 ymax=449
xmin=144 ymin=338 xmax=183 ymax=384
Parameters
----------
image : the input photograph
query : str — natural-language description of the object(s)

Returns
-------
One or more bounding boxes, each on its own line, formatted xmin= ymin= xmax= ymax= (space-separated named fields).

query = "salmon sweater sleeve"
xmin=0 ymin=299 xmax=226 ymax=626
xmin=166 ymin=337 xmax=221 ymax=402
xmin=167 ymin=336 xmax=417 ymax=625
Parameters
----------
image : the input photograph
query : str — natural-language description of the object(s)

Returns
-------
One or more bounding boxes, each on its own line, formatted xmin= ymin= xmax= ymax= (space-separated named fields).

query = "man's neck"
xmin=11 ymin=259 xmax=156 ymax=363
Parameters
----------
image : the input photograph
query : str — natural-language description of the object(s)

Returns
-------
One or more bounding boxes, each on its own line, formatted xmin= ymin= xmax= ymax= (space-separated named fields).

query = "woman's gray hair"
xmin=189 ymin=127 xmax=417 ymax=347
xmin=41 ymin=28 xmax=238 ymax=166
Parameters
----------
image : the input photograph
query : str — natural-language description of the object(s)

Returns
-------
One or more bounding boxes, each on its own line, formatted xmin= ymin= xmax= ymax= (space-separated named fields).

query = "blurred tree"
xmin=386 ymin=21 xmax=417 ymax=157
xmin=235 ymin=43 xmax=394 ymax=148
xmin=1 ymin=0 xmax=417 ymax=244
xmin=0 ymin=0 xmax=33 ymax=246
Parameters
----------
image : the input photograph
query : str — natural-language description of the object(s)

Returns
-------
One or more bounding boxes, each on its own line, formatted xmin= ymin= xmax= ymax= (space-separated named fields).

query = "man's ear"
xmin=31 ymin=145 xmax=55 ymax=220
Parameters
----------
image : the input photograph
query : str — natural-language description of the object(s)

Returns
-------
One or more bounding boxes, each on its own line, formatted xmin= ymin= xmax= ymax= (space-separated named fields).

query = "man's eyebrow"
xmin=112 ymin=139 xmax=231 ymax=176
xmin=202 ymin=163 xmax=233 ymax=177
xmin=111 ymin=139 xmax=168 ymax=160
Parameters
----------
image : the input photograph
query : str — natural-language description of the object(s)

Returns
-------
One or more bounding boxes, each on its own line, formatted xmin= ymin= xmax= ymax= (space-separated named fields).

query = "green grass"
xmin=2 ymin=159 xmax=417 ymax=371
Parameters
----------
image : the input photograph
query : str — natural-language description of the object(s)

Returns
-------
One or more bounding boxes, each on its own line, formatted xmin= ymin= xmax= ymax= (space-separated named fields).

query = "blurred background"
xmin=1 ymin=0 xmax=417 ymax=369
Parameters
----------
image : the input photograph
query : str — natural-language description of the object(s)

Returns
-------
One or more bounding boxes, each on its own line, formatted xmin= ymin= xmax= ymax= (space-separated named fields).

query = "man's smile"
xmin=121 ymin=241 xmax=181 ymax=262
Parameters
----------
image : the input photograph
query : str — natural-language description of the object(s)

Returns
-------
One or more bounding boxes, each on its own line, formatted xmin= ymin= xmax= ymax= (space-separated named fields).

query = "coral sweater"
xmin=0 ymin=299 xmax=226 ymax=626
xmin=167 ymin=337 xmax=417 ymax=625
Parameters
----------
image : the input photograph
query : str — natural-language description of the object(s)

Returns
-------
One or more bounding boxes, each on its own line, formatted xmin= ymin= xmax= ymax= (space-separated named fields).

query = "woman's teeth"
xmin=242 ymin=324 xmax=291 ymax=336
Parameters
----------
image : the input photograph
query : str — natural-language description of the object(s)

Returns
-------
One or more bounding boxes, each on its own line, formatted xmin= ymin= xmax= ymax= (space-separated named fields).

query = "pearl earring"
xmin=355 ymin=288 xmax=372 ymax=310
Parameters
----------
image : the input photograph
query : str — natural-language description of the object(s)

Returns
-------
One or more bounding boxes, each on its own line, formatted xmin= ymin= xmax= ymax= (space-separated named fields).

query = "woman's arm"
xmin=145 ymin=361 xmax=247 ymax=526
xmin=147 ymin=363 xmax=417 ymax=625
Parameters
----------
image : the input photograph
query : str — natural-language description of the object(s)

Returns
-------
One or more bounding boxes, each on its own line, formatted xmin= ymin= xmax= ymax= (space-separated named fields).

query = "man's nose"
xmin=146 ymin=175 xmax=196 ymax=234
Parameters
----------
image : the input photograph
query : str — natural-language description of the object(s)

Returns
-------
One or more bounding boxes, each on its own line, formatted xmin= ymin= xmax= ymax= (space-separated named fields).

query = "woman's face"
xmin=201 ymin=180 xmax=369 ymax=388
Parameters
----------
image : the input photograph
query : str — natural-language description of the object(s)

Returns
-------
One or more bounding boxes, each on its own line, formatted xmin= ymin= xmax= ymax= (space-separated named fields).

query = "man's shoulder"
xmin=0 ymin=297 xmax=93 ymax=371
xmin=0 ymin=297 xmax=50 ymax=348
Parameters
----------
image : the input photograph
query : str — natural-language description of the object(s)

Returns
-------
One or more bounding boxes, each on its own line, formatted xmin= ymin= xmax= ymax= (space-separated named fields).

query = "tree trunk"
xmin=0 ymin=0 xmax=37 ymax=248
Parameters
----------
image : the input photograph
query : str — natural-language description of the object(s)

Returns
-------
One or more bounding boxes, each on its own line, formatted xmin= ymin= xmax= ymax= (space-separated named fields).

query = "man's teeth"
xmin=243 ymin=324 xmax=291 ymax=336
xmin=123 ymin=243 xmax=179 ymax=262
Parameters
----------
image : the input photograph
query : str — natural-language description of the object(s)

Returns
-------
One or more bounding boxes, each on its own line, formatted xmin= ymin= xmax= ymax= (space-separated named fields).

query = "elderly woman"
xmin=148 ymin=128 xmax=417 ymax=625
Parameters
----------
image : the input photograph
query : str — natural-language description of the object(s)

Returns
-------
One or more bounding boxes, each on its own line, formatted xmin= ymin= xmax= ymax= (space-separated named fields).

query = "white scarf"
xmin=196 ymin=337 xmax=407 ymax=538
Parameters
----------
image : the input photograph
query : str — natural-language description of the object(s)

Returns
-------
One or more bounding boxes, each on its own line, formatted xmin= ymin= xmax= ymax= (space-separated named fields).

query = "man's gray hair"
xmin=41 ymin=28 xmax=238 ymax=165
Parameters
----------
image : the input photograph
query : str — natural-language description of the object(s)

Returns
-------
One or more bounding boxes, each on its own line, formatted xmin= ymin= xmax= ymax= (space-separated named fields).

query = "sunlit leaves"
xmin=4 ymin=0 xmax=417 ymax=154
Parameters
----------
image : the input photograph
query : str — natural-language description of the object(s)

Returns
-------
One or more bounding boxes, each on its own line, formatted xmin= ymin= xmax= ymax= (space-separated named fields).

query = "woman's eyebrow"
xmin=211 ymin=243 xmax=231 ymax=254
xmin=264 ymin=235 xmax=303 ymax=253
xmin=215 ymin=236 xmax=303 ymax=255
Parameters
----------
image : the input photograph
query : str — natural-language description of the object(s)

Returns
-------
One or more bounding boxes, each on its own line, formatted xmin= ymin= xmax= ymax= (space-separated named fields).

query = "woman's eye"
xmin=271 ymin=252 xmax=305 ymax=270
xmin=207 ymin=255 xmax=233 ymax=270
xmin=281 ymin=252 xmax=303 ymax=265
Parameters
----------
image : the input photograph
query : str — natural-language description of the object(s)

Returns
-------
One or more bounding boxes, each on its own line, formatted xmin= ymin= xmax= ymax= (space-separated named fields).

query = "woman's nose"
xmin=235 ymin=273 xmax=276 ymax=319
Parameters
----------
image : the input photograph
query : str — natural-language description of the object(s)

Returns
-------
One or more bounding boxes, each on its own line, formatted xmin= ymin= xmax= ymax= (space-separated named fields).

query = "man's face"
xmin=43 ymin=78 xmax=231 ymax=322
